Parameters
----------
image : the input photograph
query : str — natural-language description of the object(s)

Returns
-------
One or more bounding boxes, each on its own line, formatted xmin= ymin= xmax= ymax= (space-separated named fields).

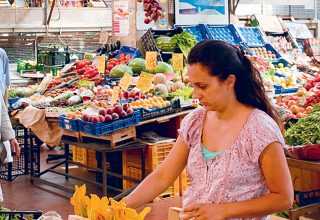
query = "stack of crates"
xmin=72 ymin=146 xmax=97 ymax=168
xmin=122 ymin=142 xmax=180 ymax=201
xmin=37 ymin=44 xmax=70 ymax=67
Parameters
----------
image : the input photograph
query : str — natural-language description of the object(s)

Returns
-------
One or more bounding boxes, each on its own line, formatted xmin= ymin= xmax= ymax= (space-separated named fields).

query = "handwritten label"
xmin=111 ymin=86 xmax=120 ymax=105
xmin=97 ymin=56 xmax=106 ymax=74
xmin=146 ymin=51 xmax=158 ymax=71
xmin=119 ymin=72 xmax=133 ymax=90
xmin=136 ymin=72 xmax=155 ymax=92
xmin=172 ymin=53 xmax=184 ymax=71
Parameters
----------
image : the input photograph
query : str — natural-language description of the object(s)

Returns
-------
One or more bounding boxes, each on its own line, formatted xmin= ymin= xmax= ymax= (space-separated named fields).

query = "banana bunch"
xmin=70 ymin=185 xmax=151 ymax=220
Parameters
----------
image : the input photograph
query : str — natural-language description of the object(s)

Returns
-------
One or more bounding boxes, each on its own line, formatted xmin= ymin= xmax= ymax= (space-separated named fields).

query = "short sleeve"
xmin=248 ymin=112 xmax=285 ymax=163
xmin=177 ymin=107 xmax=204 ymax=149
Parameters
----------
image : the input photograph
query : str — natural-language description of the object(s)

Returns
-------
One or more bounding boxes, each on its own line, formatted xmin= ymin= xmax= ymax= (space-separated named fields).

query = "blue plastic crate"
xmin=174 ymin=24 xmax=210 ymax=42
xmin=237 ymin=26 xmax=266 ymax=47
xmin=115 ymin=46 xmax=142 ymax=62
xmin=8 ymin=97 xmax=20 ymax=109
xmin=140 ymin=100 xmax=181 ymax=121
xmin=274 ymin=86 xmax=298 ymax=95
xmin=205 ymin=24 xmax=242 ymax=45
xmin=297 ymin=39 xmax=305 ymax=52
xmin=295 ymin=190 xmax=320 ymax=206
xmin=247 ymin=43 xmax=281 ymax=59
xmin=79 ymin=111 xmax=141 ymax=136
xmin=59 ymin=115 xmax=79 ymax=132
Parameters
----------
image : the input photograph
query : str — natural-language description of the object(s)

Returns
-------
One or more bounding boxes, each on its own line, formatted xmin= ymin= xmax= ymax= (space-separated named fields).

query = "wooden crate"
xmin=122 ymin=142 xmax=180 ymax=201
xmin=72 ymin=146 xmax=97 ymax=168
xmin=179 ymin=169 xmax=192 ymax=196
xmin=123 ymin=166 xmax=179 ymax=202
xmin=79 ymin=126 xmax=136 ymax=148
xmin=287 ymin=158 xmax=320 ymax=192
xmin=63 ymin=129 xmax=80 ymax=141
xmin=289 ymin=204 xmax=320 ymax=220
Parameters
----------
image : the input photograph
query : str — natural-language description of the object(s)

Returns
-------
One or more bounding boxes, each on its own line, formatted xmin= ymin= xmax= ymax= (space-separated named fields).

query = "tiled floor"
xmin=0 ymin=145 xmax=181 ymax=219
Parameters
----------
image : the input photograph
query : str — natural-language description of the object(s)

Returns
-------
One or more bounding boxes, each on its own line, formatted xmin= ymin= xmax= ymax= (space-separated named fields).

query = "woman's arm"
xmin=126 ymin=136 xmax=189 ymax=209
xmin=183 ymin=142 xmax=294 ymax=219
xmin=1 ymin=96 xmax=15 ymax=142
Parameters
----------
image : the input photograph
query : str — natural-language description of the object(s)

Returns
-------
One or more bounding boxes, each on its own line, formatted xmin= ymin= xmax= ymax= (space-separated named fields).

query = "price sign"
xmin=146 ymin=51 xmax=158 ymax=71
xmin=119 ymin=72 xmax=133 ymax=90
xmin=136 ymin=72 xmax=155 ymax=92
xmin=172 ymin=53 xmax=184 ymax=71
xmin=111 ymin=86 xmax=120 ymax=105
xmin=97 ymin=56 xmax=106 ymax=74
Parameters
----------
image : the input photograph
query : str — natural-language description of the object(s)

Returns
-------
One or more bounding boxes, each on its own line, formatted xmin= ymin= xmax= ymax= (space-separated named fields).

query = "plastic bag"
xmin=38 ymin=211 xmax=63 ymax=220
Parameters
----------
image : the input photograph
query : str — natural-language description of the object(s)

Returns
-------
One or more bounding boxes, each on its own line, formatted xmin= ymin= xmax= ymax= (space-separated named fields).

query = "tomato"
xmin=105 ymin=70 xmax=110 ymax=75
xmin=109 ymin=60 xmax=116 ymax=66
xmin=296 ymin=112 xmax=304 ymax=118
xmin=306 ymin=106 xmax=313 ymax=113
xmin=107 ymin=64 xmax=114 ymax=70
xmin=120 ymin=61 xmax=126 ymax=64
xmin=119 ymin=53 xmax=126 ymax=59
xmin=125 ymin=54 xmax=132 ymax=59
xmin=287 ymin=100 xmax=297 ymax=107
xmin=289 ymin=105 xmax=300 ymax=114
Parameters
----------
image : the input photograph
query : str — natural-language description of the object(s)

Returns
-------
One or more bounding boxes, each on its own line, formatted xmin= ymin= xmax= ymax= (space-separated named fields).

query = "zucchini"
xmin=50 ymin=82 xmax=68 ymax=91
xmin=60 ymin=72 xmax=77 ymax=78
xmin=67 ymin=78 xmax=80 ymax=88
xmin=67 ymin=77 xmax=80 ymax=86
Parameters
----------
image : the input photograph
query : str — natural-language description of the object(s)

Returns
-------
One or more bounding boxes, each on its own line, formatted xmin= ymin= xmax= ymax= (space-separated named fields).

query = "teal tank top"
xmin=202 ymin=144 xmax=222 ymax=163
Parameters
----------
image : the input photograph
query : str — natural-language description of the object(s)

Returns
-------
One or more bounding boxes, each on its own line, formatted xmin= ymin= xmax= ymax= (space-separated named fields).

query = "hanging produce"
xmin=138 ymin=0 xmax=164 ymax=24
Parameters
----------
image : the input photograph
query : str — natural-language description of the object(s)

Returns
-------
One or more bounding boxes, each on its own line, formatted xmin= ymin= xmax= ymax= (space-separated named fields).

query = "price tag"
xmin=146 ymin=51 xmax=158 ymax=71
xmin=97 ymin=56 xmax=106 ymax=74
xmin=172 ymin=53 xmax=184 ymax=71
xmin=111 ymin=86 xmax=120 ymax=105
xmin=136 ymin=72 xmax=155 ymax=92
xmin=119 ymin=72 xmax=133 ymax=90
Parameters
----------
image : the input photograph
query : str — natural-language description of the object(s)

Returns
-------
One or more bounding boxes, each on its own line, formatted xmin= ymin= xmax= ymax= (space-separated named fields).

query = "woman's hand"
xmin=9 ymin=138 xmax=20 ymax=157
xmin=181 ymin=203 xmax=227 ymax=220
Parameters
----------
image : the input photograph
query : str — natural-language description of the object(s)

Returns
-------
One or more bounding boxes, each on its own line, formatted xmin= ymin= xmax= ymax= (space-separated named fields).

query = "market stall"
xmin=1 ymin=1 xmax=320 ymax=219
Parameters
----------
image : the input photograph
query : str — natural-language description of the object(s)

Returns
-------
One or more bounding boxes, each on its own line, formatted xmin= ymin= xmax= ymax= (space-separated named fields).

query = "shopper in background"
xmin=0 ymin=48 xmax=10 ymax=106
xmin=0 ymin=48 xmax=20 ymax=158
xmin=126 ymin=40 xmax=293 ymax=219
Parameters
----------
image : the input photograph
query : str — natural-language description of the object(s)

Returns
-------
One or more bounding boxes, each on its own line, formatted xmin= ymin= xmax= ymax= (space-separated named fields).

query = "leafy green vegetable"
xmin=285 ymin=107 xmax=320 ymax=145
xmin=171 ymin=32 xmax=196 ymax=58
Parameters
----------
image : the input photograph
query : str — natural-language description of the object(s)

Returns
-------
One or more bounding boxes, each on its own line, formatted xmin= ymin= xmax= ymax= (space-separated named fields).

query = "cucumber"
xmin=60 ymin=72 xmax=77 ymax=78
xmin=50 ymin=82 xmax=68 ymax=90
xmin=67 ymin=77 xmax=80 ymax=86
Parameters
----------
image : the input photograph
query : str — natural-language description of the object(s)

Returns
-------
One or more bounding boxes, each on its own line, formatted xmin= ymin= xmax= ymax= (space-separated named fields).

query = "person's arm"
xmin=183 ymin=142 xmax=294 ymax=219
xmin=1 ymin=96 xmax=19 ymax=156
xmin=3 ymin=87 xmax=8 ymax=108
xmin=126 ymin=136 xmax=189 ymax=209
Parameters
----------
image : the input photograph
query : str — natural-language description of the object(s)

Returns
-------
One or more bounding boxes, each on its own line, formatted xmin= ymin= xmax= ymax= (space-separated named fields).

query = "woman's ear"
xmin=225 ymin=74 xmax=236 ymax=88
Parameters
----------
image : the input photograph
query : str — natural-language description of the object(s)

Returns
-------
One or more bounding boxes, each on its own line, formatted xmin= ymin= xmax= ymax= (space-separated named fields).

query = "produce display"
xmin=248 ymin=47 xmax=277 ymax=60
xmin=138 ymin=0 xmax=164 ymax=24
xmin=70 ymin=184 xmax=151 ymax=220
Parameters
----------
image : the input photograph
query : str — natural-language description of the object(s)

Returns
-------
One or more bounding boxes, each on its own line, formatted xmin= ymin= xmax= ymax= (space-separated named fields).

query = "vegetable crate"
xmin=174 ymin=24 xmax=210 ymax=42
xmin=237 ymin=26 xmax=267 ymax=47
xmin=0 ymin=126 xmax=40 ymax=180
xmin=59 ymin=115 xmax=79 ymax=132
xmin=245 ymin=43 xmax=282 ymax=60
xmin=79 ymin=126 xmax=136 ymax=149
xmin=8 ymin=97 xmax=20 ymax=109
xmin=122 ymin=142 xmax=180 ymax=201
xmin=72 ymin=145 xmax=97 ymax=168
xmin=79 ymin=111 xmax=141 ymax=136
xmin=116 ymin=46 xmax=142 ymax=62
xmin=205 ymin=24 xmax=242 ymax=45
xmin=140 ymin=100 xmax=181 ymax=121
xmin=140 ymin=28 xmax=183 ymax=62
xmin=294 ymin=190 xmax=320 ymax=206
xmin=287 ymin=158 xmax=320 ymax=192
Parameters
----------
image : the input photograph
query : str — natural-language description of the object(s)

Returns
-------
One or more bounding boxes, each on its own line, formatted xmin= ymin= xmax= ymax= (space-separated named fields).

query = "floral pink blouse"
xmin=178 ymin=107 xmax=284 ymax=219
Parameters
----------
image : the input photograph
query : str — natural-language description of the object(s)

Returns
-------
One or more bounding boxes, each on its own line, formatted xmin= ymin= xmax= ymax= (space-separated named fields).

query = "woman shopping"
xmin=126 ymin=40 xmax=293 ymax=219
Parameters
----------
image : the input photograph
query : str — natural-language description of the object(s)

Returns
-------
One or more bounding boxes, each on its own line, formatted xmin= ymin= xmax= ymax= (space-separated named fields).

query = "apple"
xmin=82 ymin=113 xmax=90 ymax=121
xmin=146 ymin=93 xmax=153 ymax=98
xmin=134 ymin=95 xmax=140 ymax=100
xmin=126 ymin=107 xmax=134 ymax=115
xmin=122 ymin=103 xmax=130 ymax=110
xmin=106 ymin=108 xmax=113 ymax=115
xmin=140 ymin=93 xmax=147 ymax=99
xmin=119 ymin=110 xmax=127 ymax=118
xmin=89 ymin=116 xmax=94 ymax=122
xmin=92 ymin=116 xmax=100 ymax=123
xmin=113 ymin=105 xmax=123 ymax=114
xmin=123 ymin=90 xmax=129 ymax=99
xmin=98 ymin=108 xmax=107 ymax=116
xmin=112 ymin=113 xmax=119 ymax=120
xmin=105 ymin=114 xmax=113 ymax=122
xmin=98 ymin=115 xmax=105 ymax=123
